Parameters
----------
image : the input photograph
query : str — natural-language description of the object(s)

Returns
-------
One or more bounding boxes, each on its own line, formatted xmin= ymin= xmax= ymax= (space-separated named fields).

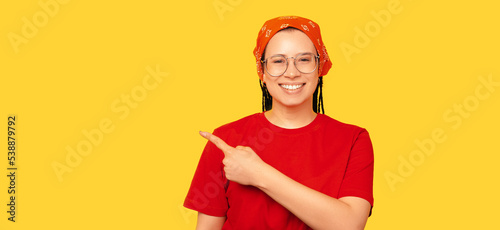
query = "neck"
xmin=264 ymin=99 xmax=317 ymax=129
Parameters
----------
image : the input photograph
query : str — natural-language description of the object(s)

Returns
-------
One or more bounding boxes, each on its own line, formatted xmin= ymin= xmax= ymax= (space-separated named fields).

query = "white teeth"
xmin=280 ymin=84 xmax=304 ymax=90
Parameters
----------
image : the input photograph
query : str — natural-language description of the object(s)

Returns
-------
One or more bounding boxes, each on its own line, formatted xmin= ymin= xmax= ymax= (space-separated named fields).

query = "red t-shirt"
xmin=184 ymin=112 xmax=374 ymax=229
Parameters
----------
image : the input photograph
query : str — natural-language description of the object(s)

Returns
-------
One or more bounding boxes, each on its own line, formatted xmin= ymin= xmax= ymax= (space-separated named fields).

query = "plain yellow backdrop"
xmin=1 ymin=0 xmax=499 ymax=229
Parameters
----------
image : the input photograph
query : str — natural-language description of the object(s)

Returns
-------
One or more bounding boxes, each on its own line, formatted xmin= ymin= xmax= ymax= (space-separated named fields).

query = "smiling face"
xmin=263 ymin=29 xmax=319 ymax=111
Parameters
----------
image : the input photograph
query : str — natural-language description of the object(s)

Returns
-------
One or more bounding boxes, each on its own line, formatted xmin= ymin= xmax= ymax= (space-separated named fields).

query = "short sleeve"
xmin=183 ymin=129 xmax=228 ymax=216
xmin=338 ymin=129 xmax=374 ymax=209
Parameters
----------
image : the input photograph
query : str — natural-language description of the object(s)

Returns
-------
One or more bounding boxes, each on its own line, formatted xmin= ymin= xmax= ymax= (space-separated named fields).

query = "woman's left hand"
xmin=199 ymin=131 xmax=267 ymax=187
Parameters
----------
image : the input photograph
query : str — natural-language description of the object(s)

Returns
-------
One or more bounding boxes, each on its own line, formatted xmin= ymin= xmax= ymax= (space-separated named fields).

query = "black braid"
xmin=259 ymin=76 xmax=324 ymax=114
xmin=312 ymin=76 xmax=324 ymax=114
xmin=259 ymin=80 xmax=273 ymax=111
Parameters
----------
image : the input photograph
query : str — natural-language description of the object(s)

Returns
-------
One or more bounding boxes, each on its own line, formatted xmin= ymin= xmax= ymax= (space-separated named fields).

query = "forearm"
xmin=196 ymin=212 xmax=225 ymax=230
xmin=255 ymin=163 xmax=369 ymax=230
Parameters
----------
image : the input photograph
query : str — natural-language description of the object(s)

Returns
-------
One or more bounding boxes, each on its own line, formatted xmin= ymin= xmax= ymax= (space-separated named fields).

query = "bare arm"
xmin=256 ymin=163 xmax=371 ymax=230
xmin=200 ymin=131 xmax=371 ymax=230
xmin=196 ymin=212 xmax=225 ymax=230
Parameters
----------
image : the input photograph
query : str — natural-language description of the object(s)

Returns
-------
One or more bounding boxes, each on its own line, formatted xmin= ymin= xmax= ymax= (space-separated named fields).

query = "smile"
xmin=279 ymin=83 xmax=305 ymax=90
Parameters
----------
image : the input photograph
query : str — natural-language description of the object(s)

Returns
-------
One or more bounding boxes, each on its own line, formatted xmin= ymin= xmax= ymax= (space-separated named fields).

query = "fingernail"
xmin=199 ymin=131 xmax=206 ymax=137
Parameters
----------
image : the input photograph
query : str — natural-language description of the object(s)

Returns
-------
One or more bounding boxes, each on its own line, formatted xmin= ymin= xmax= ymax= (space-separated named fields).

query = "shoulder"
xmin=319 ymin=114 xmax=368 ymax=135
xmin=317 ymin=114 xmax=372 ymax=147
xmin=213 ymin=113 xmax=261 ymax=135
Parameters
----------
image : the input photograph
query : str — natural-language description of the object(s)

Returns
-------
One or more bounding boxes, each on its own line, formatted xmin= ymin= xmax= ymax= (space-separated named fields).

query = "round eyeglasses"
xmin=261 ymin=52 xmax=319 ymax=77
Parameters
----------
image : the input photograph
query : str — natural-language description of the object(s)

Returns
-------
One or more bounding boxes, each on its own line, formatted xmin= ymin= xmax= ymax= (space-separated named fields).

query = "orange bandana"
xmin=253 ymin=16 xmax=332 ymax=81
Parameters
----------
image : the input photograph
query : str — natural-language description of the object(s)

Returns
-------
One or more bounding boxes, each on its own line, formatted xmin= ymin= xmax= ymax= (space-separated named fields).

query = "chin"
xmin=273 ymin=97 xmax=311 ymax=109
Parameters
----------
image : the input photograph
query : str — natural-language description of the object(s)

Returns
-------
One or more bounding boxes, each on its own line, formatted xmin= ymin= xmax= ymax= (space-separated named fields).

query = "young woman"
xmin=184 ymin=16 xmax=374 ymax=230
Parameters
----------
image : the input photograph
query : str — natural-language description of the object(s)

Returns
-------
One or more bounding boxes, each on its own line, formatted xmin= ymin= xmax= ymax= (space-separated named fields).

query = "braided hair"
xmin=259 ymin=76 xmax=324 ymax=114
xmin=259 ymin=27 xmax=325 ymax=114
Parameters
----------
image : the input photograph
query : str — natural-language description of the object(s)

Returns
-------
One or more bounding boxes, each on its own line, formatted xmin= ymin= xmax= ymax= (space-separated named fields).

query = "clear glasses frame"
xmin=261 ymin=52 xmax=320 ymax=77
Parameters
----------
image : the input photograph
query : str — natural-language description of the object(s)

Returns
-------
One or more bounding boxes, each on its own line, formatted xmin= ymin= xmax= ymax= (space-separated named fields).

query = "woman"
xmin=184 ymin=16 xmax=374 ymax=230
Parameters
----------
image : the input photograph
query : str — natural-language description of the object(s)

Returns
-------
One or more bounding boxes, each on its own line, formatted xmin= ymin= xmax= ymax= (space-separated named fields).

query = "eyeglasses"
xmin=261 ymin=52 xmax=319 ymax=77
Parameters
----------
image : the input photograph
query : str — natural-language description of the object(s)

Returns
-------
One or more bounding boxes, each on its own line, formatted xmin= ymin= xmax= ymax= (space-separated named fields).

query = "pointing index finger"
xmin=199 ymin=131 xmax=232 ymax=154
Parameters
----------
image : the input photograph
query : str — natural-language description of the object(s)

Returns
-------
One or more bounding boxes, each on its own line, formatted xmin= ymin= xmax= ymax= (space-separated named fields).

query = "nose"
xmin=283 ymin=57 xmax=300 ymax=78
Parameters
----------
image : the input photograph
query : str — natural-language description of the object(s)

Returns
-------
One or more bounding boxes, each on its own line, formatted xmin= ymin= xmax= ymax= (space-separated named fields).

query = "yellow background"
xmin=1 ymin=0 xmax=499 ymax=229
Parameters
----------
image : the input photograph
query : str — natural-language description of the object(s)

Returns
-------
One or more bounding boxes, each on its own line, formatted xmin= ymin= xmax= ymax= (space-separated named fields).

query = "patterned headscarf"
xmin=254 ymin=16 xmax=332 ymax=81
